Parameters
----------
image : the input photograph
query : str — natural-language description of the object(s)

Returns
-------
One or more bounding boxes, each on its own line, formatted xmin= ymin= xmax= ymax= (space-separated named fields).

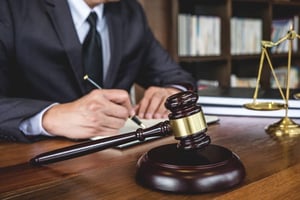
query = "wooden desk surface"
xmin=1 ymin=116 xmax=300 ymax=200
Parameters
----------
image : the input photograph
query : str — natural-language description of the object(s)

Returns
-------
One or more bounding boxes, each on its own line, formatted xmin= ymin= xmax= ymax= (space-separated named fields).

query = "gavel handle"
xmin=30 ymin=121 xmax=171 ymax=166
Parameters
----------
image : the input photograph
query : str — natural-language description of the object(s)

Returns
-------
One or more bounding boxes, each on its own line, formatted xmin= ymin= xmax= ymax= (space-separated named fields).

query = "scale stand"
xmin=244 ymin=27 xmax=300 ymax=137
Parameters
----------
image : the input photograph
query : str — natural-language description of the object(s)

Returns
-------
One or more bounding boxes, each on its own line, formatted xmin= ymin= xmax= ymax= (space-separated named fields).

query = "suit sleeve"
xmin=0 ymin=0 xmax=53 ymax=143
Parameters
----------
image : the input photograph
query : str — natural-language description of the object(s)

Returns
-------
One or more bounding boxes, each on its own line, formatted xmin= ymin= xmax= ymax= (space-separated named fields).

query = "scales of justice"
xmin=244 ymin=26 xmax=300 ymax=137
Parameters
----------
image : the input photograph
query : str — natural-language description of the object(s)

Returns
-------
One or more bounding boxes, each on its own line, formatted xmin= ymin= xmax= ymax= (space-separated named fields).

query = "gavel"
xmin=30 ymin=91 xmax=245 ymax=193
xmin=30 ymin=91 xmax=210 ymax=166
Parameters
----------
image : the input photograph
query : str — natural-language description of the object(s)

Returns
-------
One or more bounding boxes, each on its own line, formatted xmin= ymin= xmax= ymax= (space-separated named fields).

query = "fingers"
xmin=82 ymin=113 xmax=127 ymax=135
xmin=136 ymin=87 xmax=180 ymax=119
xmin=138 ymin=92 xmax=165 ymax=119
xmin=100 ymin=89 xmax=135 ymax=117
xmin=85 ymin=89 xmax=134 ymax=117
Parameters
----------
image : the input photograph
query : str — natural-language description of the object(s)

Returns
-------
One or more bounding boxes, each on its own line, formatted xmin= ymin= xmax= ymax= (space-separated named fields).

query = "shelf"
xmin=178 ymin=55 xmax=228 ymax=63
xmin=173 ymin=0 xmax=300 ymax=88
xmin=141 ymin=0 xmax=300 ymax=88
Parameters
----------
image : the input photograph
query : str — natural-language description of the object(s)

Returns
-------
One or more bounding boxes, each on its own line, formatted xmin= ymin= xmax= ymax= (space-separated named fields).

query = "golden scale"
xmin=244 ymin=26 xmax=300 ymax=137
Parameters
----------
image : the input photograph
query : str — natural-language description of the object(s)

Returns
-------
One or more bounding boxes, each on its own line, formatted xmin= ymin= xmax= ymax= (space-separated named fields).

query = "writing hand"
xmin=42 ymin=89 xmax=134 ymax=139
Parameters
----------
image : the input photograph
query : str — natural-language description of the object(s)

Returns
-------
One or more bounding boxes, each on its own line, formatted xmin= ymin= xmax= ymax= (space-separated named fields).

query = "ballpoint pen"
xmin=84 ymin=75 xmax=146 ymax=128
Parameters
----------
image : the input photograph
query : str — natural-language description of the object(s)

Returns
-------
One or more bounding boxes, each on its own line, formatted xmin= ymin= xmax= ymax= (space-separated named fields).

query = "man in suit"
xmin=0 ymin=0 xmax=195 ymax=142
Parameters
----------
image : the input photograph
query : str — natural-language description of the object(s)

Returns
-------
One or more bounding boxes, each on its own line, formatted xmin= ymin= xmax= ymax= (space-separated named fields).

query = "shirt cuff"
xmin=166 ymin=84 xmax=188 ymax=92
xmin=20 ymin=103 xmax=58 ymax=137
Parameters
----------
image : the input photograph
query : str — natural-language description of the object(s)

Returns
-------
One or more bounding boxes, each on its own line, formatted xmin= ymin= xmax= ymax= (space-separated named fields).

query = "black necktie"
xmin=82 ymin=12 xmax=103 ymax=87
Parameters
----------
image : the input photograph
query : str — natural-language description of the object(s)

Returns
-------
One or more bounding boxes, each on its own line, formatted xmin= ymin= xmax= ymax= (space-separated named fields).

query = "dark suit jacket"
xmin=0 ymin=0 xmax=195 ymax=142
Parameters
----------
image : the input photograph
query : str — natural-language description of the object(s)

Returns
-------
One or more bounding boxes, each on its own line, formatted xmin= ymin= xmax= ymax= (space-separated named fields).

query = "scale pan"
xmin=244 ymin=102 xmax=286 ymax=111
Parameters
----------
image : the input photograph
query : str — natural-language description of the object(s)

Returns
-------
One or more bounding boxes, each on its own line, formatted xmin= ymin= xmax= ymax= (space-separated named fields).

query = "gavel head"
xmin=165 ymin=91 xmax=211 ymax=150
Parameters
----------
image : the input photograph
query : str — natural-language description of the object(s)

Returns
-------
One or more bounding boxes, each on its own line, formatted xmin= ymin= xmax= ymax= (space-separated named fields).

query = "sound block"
xmin=136 ymin=143 xmax=245 ymax=193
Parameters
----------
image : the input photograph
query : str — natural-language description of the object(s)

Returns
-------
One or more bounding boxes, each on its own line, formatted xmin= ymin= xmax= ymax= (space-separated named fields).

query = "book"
xmin=178 ymin=14 xmax=221 ymax=56
xmin=230 ymin=74 xmax=257 ymax=88
xmin=200 ymin=106 xmax=300 ymax=118
xmin=230 ymin=17 xmax=262 ymax=55
xmin=270 ymin=66 xmax=300 ymax=89
xmin=271 ymin=16 xmax=299 ymax=53
xmin=197 ymin=87 xmax=300 ymax=118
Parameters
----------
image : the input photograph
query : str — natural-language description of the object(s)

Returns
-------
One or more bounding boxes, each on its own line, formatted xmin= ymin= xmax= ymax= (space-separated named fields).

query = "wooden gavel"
xmin=30 ymin=91 xmax=210 ymax=166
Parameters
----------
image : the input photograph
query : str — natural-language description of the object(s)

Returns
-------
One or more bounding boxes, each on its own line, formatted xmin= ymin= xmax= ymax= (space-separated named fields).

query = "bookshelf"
xmin=140 ymin=0 xmax=300 ymax=89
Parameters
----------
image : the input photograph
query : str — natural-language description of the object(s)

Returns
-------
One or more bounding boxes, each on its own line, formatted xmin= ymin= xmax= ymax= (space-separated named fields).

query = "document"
xmin=198 ymin=87 xmax=300 ymax=118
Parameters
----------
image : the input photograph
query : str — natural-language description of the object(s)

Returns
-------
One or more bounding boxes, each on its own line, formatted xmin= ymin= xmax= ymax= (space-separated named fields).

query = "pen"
xmin=83 ymin=75 xmax=146 ymax=128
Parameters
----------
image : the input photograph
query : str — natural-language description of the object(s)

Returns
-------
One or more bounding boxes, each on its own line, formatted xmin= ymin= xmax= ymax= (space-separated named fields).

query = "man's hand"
xmin=135 ymin=86 xmax=180 ymax=119
xmin=42 ymin=89 xmax=134 ymax=139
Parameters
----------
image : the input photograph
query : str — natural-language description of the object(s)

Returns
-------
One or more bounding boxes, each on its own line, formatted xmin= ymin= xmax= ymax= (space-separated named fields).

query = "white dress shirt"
xmin=68 ymin=0 xmax=111 ymax=79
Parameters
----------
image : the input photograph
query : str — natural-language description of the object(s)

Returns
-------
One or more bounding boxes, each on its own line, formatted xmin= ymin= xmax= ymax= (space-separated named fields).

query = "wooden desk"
xmin=1 ymin=116 xmax=300 ymax=199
